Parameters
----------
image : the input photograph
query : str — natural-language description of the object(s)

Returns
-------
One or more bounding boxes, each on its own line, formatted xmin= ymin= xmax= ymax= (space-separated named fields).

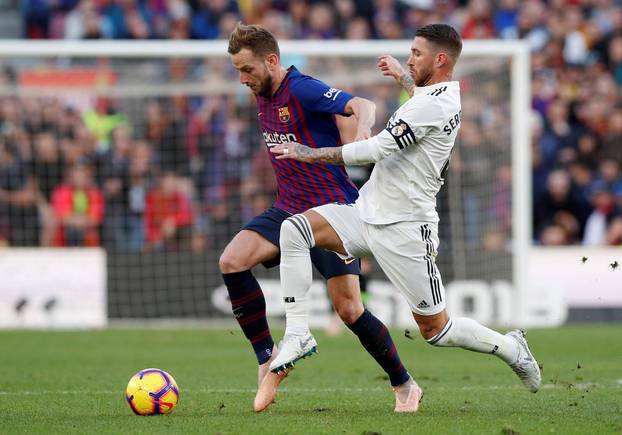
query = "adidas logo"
xmin=417 ymin=300 xmax=430 ymax=309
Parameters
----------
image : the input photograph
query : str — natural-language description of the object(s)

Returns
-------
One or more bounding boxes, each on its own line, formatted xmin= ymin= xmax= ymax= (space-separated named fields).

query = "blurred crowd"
xmin=0 ymin=91 xmax=274 ymax=251
xmin=2 ymin=0 xmax=622 ymax=250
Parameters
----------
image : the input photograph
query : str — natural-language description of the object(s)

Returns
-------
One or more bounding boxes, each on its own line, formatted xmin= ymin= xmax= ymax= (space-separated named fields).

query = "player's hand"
xmin=377 ymin=55 xmax=405 ymax=81
xmin=270 ymin=142 xmax=315 ymax=163
xmin=354 ymin=127 xmax=371 ymax=141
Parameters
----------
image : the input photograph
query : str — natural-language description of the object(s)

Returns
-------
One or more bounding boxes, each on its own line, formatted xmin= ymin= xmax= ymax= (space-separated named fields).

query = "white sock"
xmin=279 ymin=215 xmax=315 ymax=336
xmin=427 ymin=317 xmax=519 ymax=364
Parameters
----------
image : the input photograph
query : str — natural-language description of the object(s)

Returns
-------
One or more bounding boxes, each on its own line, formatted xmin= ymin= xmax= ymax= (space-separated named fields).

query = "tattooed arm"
xmin=377 ymin=55 xmax=415 ymax=97
xmin=270 ymin=143 xmax=344 ymax=165
xmin=271 ymin=128 xmax=402 ymax=166
xmin=397 ymin=73 xmax=415 ymax=97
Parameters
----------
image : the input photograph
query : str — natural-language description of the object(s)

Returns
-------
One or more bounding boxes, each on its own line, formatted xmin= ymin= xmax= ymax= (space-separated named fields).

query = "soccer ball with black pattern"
xmin=125 ymin=368 xmax=180 ymax=415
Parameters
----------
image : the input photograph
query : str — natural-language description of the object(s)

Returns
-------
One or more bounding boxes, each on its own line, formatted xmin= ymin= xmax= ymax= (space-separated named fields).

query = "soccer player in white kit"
xmin=255 ymin=24 xmax=541 ymax=412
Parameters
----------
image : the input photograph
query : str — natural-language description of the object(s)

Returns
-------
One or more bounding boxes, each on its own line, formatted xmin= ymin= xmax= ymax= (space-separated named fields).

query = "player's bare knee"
xmin=219 ymin=249 xmax=244 ymax=273
xmin=333 ymin=299 xmax=363 ymax=324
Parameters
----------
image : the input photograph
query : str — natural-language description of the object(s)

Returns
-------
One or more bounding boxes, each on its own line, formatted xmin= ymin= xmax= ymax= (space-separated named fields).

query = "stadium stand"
xmin=2 ymin=0 xmax=621 ymax=255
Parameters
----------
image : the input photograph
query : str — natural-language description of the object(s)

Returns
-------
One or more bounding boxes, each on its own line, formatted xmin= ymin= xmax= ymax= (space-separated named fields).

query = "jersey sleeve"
xmin=290 ymin=77 xmax=354 ymax=115
xmin=342 ymin=99 xmax=442 ymax=165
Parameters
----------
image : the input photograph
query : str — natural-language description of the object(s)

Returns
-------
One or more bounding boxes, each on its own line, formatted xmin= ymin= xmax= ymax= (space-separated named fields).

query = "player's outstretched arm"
xmin=343 ymin=97 xmax=375 ymax=141
xmin=271 ymin=142 xmax=345 ymax=165
xmin=271 ymin=124 xmax=408 ymax=166
xmin=378 ymin=55 xmax=415 ymax=97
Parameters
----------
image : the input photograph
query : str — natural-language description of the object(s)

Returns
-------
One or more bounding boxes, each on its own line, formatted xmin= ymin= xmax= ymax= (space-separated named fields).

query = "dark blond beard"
xmin=256 ymin=73 xmax=274 ymax=97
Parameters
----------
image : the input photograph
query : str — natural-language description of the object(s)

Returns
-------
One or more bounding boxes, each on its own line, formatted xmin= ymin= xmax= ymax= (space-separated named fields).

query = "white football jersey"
xmin=342 ymin=81 xmax=461 ymax=224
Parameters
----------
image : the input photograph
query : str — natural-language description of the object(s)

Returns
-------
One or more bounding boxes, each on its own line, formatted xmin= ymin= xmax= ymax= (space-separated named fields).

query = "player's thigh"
xmin=370 ymin=222 xmax=446 ymax=315
xmin=219 ymin=229 xmax=279 ymax=272
xmin=220 ymin=206 xmax=290 ymax=271
xmin=309 ymin=203 xmax=371 ymax=260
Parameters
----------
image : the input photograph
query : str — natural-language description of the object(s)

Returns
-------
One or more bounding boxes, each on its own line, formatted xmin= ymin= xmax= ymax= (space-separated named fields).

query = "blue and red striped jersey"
xmin=256 ymin=66 xmax=359 ymax=214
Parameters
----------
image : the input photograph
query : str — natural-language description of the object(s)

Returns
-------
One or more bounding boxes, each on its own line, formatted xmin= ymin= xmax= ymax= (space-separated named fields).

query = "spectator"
xmin=31 ymin=132 xmax=65 ymax=246
xmin=494 ymin=0 xmax=519 ymax=39
xmin=64 ymin=0 xmax=111 ymax=39
xmin=345 ymin=16 xmax=372 ymax=40
xmin=0 ymin=140 xmax=40 ymax=246
xmin=144 ymin=100 xmax=188 ymax=175
xmin=101 ymin=0 xmax=153 ymax=39
xmin=98 ymin=125 xmax=131 ymax=250
xmin=191 ymin=0 xmax=239 ymax=39
xmin=186 ymin=97 xmax=226 ymax=197
xmin=583 ymin=180 xmax=619 ymax=245
xmin=541 ymin=98 xmax=580 ymax=169
xmin=51 ymin=164 xmax=104 ymax=247
xmin=534 ymin=169 xmax=591 ymax=242
xmin=125 ymin=140 xmax=154 ymax=251
xmin=145 ymin=170 xmax=193 ymax=250
xmin=22 ymin=0 xmax=52 ymax=38
xmin=602 ymin=108 xmax=622 ymax=165
xmin=606 ymin=215 xmax=622 ymax=245
xmin=516 ymin=1 xmax=549 ymax=51
xmin=168 ymin=0 xmax=191 ymax=38
xmin=462 ymin=0 xmax=495 ymax=40
xmin=540 ymin=223 xmax=570 ymax=246
xmin=305 ymin=3 xmax=336 ymax=39
xmin=82 ymin=97 xmax=128 ymax=153
xmin=287 ymin=0 xmax=309 ymax=38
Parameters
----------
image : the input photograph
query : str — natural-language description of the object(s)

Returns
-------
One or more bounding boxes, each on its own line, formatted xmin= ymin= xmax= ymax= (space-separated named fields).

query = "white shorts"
xmin=313 ymin=203 xmax=445 ymax=315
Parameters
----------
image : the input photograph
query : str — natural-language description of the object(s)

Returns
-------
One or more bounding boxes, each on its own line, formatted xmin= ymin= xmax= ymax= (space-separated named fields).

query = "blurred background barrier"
xmin=0 ymin=248 xmax=106 ymax=328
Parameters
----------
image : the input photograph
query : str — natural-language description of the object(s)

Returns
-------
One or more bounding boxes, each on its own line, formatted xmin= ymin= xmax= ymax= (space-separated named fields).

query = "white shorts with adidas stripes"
xmin=313 ymin=202 xmax=446 ymax=316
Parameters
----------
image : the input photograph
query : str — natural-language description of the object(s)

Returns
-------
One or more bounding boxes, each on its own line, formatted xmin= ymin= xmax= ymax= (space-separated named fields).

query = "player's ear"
xmin=436 ymin=52 xmax=447 ymax=69
xmin=264 ymin=53 xmax=279 ymax=70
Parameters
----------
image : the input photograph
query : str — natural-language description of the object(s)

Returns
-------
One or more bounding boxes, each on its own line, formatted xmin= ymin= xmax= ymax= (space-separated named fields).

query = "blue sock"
xmin=347 ymin=309 xmax=410 ymax=387
xmin=222 ymin=270 xmax=274 ymax=364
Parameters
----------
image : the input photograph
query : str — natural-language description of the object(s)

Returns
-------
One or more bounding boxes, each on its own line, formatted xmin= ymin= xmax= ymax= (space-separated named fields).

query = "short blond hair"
xmin=228 ymin=22 xmax=280 ymax=59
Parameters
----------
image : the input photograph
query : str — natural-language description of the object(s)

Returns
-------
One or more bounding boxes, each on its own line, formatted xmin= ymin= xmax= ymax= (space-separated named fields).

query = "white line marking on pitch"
xmin=0 ymin=383 xmax=618 ymax=396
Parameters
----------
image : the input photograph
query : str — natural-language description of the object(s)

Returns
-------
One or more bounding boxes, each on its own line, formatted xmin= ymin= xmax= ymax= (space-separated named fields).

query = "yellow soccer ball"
xmin=125 ymin=368 xmax=179 ymax=415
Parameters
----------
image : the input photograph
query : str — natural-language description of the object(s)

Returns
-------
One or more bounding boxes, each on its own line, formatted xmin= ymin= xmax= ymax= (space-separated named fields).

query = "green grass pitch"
xmin=1 ymin=325 xmax=621 ymax=434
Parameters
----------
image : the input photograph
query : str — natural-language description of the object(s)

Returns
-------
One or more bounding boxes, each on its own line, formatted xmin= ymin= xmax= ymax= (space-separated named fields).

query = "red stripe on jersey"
xmin=274 ymin=81 xmax=306 ymax=212
xmin=281 ymin=80 xmax=327 ymax=209
xmin=290 ymin=95 xmax=346 ymax=204
xmin=266 ymin=82 xmax=303 ymax=213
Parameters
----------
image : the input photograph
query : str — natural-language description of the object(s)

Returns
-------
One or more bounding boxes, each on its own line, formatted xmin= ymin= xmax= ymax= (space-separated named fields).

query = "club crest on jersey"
xmin=391 ymin=122 xmax=408 ymax=137
xmin=278 ymin=106 xmax=290 ymax=123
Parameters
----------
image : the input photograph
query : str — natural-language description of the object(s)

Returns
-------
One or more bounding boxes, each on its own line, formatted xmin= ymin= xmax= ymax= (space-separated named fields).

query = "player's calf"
xmin=422 ymin=316 xmax=541 ymax=392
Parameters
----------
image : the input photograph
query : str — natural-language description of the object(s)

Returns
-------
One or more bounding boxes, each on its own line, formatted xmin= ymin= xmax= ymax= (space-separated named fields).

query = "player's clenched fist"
xmin=377 ymin=55 xmax=406 ymax=80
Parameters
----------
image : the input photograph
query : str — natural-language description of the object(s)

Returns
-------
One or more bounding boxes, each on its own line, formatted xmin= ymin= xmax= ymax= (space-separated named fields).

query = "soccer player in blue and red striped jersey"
xmin=219 ymin=23 xmax=419 ymax=412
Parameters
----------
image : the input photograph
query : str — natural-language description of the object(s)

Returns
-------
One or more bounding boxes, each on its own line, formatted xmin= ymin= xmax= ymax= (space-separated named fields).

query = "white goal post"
xmin=0 ymin=39 xmax=540 ymax=327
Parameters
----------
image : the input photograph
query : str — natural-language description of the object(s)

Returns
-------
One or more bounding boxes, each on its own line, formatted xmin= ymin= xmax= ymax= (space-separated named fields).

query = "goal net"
xmin=0 ymin=40 xmax=530 ymax=326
